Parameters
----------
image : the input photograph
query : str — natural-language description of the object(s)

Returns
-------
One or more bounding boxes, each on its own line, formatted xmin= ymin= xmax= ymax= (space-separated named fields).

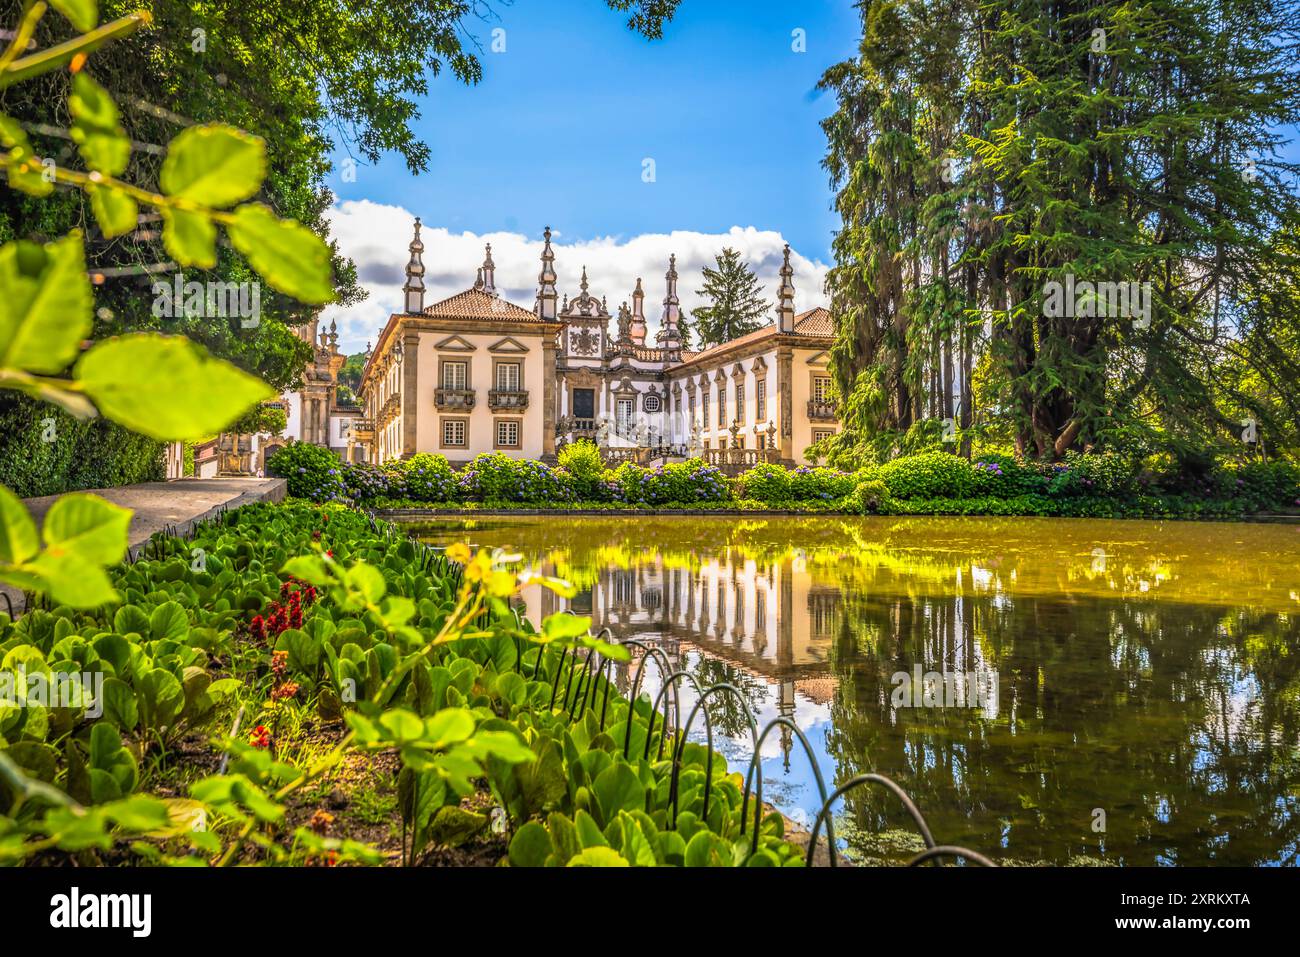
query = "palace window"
xmin=616 ymin=397 xmax=635 ymax=436
xmin=812 ymin=429 xmax=836 ymax=444
xmin=736 ymin=382 xmax=745 ymax=422
xmin=701 ymin=394 xmax=710 ymax=427
xmin=572 ymin=388 xmax=595 ymax=420
xmin=812 ymin=375 xmax=833 ymax=403
xmin=442 ymin=419 xmax=466 ymax=447
xmin=495 ymin=361 xmax=521 ymax=391
xmin=643 ymin=393 xmax=661 ymax=413
xmin=442 ymin=361 xmax=468 ymax=390
xmin=756 ymin=379 xmax=767 ymax=420
xmin=495 ymin=420 xmax=520 ymax=448
xmin=717 ymin=390 xmax=726 ymax=427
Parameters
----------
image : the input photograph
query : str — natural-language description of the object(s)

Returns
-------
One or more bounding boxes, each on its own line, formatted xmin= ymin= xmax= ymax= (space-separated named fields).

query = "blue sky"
xmin=327 ymin=0 xmax=860 ymax=262
xmin=318 ymin=0 xmax=1300 ymax=354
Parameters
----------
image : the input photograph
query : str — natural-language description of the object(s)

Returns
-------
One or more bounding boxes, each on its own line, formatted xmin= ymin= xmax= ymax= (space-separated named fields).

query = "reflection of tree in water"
xmin=685 ymin=653 xmax=768 ymax=739
xmin=414 ymin=515 xmax=1300 ymax=865
xmin=825 ymin=581 xmax=1300 ymax=865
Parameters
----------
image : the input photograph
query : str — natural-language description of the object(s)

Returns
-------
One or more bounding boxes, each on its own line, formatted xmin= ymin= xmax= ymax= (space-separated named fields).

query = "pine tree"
xmin=690 ymin=248 xmax=771 ymax=347
xmin=820 ymin=0 xmax=1300 ymax=464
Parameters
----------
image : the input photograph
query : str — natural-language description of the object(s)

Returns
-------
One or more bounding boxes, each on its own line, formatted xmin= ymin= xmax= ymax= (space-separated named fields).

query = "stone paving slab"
xmin=4 ymin=478 xmax=286 ymax=615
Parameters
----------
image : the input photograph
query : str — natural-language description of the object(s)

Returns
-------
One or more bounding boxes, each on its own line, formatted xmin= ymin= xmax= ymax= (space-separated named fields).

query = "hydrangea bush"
xmin=267 ymin=442 xmax=348 ymax=501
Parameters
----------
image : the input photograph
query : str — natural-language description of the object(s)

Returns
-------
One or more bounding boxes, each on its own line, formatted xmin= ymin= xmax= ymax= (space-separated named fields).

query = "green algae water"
xmin=408 ymin=514 xmax=1300 ymax=866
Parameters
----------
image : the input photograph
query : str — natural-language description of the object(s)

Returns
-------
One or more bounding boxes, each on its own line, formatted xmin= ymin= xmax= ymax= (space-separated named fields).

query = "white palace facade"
xmin=354 ymin=221 xmax=841 ymax=469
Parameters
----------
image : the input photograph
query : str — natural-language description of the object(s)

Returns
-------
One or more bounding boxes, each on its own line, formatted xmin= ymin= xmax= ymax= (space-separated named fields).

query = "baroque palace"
xmin=351 ymin=220 xmax=841 ymax=470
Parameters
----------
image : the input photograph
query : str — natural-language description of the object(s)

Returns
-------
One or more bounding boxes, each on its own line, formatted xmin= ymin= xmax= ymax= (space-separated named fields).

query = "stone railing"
xmin=807 ymin=399 xmax=838 ymax=421
xmin=702 ymin=447 xmax=779 ymax=475
xmin=600 ymin=447 xmax=651 ymax=467
xmin=557 ymin=417 xmax=597 ymax=438
xmin=435 ymin=388 xmax=475 ymax=411
xmin=488 ymin=389 xmax=529 ymax=411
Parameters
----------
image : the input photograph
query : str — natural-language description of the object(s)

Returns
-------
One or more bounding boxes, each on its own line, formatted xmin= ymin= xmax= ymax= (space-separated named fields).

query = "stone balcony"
xmin=807 ymin=399 xmax=838 ymax=421
xmin=488 ymin=389 xmax=529 ymax=411
xmin=435 ymin=388 xmax=475 ymax=411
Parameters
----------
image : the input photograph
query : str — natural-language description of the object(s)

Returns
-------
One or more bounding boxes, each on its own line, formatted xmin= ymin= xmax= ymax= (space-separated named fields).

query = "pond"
xmin=409 ymin=514 xmax=1300 ymax=866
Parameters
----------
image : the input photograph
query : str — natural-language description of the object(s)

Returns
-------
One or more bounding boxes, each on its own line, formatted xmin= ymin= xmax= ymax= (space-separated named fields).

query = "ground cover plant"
xmin=0 ymin=502 xmax=805 ymax=867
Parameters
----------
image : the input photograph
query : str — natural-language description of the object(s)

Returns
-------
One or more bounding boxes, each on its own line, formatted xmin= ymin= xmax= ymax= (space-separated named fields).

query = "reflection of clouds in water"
xmin=418 ymin=515 xmax=1300 ymax=866
xmin=631 ymin=654 xmax=838 ymax=828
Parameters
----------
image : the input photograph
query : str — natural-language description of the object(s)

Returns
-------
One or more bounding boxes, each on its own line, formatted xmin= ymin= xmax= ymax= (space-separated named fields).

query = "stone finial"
xmin=656 ymin=253 xmax=682 ymax=358
xmin=481 ymin=242 xmax=496 ymax=294
xmin=403 ymin=216 xmax=426 ymax=313
xmin=629 ymin=277 xmax=647 ymax=346
xmin=536 ymin=226 xmax=558 ymax=320
xmin=776 ymin=243 xmax=796 ymax=333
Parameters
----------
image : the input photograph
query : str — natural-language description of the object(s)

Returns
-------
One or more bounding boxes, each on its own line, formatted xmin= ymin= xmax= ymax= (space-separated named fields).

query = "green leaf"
xmin=68 ymin=73 xmax=129 ymax=176
xmin=0 ymin=484 xmax=39 ymax=564
xmin=684 ymin=830 xmax=732 ymax=868
xmin=136 ymin=668 xmax=185 ymax=732
xmin=507 ymin=821 xmax=551 ymax=867
xmin=100 ymin=677 xmax=138 ymax=730
xmin=226 ymin=203 xmax=334 ymax=304
xmin=345 ymin=562 xmax=386 ymax=604
xmin=75 ymin=334 xmax=275 ymax=440
xmin=541 ymin=613 xmax=592 ymax=642
xmin=26 ymin=550 xmax=117 ymax=607
xmin=379 ymin=708 xmax=425 ymax=745
xmin=88 ymin=185 xmax=137 ymax=238
xmin=48 ymin=0 xmax=98 ymax=32
xmin=40 ymin=492 xmax=130 ymax=566
xmin=160 ymin=207 xmax=217 ymax=268
xmin=112 ymin=605 xmax=150 ymax=637
xmin=149 ymin=601 xmax=188 ymax=641
xmin=567 ymin=846 xmax=628 ymax=867
xmin=280 ymin=555 xmax=329 ymax=585
xmin=0 ymin=235 xmax=93 ymax=374
xmin=423 ymin=708 xmax=475 ymax=749
xmin=0 ymin=114 xmax=53 ymax=197
xmin=274 ymin=628 xmax=320 ymax=675
xmin=160 ymin=124 xmax=266 ymax=208
xmin=427 ymin=805 xmax=488 ymax=848
xmin=591 ymin=762 xmax=645 ymax=827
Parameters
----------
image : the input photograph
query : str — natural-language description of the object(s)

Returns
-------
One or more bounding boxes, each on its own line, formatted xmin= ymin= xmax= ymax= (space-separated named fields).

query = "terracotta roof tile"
xmin=676 ymin=309 xmax=832 ymax=369
xmin=793 ymin=306 xmax=832 ymax=336
xmin=422 ymin=288 xmax=540 ymax=323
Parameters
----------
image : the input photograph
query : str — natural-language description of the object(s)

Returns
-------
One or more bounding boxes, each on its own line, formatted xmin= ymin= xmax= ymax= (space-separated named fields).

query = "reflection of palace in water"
xmin=522 ymin=551 xmax=846 ymax=723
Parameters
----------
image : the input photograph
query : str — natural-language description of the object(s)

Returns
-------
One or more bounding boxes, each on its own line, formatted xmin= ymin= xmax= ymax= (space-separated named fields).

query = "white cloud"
xmin=319 ymin=199 xmax=830 ymax=354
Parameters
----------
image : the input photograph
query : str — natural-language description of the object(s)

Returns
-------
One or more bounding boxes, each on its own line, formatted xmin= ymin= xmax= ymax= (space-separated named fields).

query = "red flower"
xmin=249 ymin=725 xmax=271 ymax=748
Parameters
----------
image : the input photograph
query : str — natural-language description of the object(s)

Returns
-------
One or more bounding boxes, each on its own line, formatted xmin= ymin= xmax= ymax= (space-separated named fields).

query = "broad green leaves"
xmin=0 ymin=235 xmax=92 ymax=374
xmin=0 ymin=485 xmax=38 ymax=564
xmin=160 ymin=208 xmax=217 ymax=268
xmin=160 ymin=125 xmax=266 ymax=208
xmin=88 ymin=184 xmax=137 ymax=238
xmin=69 ymin=73 xmax=129 ymax=176
xmin=152 ymin=126 xmax=333 ymax=303
xmin=41 ymin=492 xmax=131 ymax=566
xmin=74 ymin=333 xmax=275 ymax=440
xmin=0 ymin=115 xmax=51 ymax=197
xmin=0 ymin=489 xmax=129 ymax=607
xmin=227 ymin=203 xmax=335 ymax=304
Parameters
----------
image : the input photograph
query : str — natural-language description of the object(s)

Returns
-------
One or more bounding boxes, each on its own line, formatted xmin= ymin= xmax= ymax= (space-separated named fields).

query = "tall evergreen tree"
xmin=820 ymin=0 xmax=1300 ymax=464
xmin=690 ymin=248 xmax=771 ymax=347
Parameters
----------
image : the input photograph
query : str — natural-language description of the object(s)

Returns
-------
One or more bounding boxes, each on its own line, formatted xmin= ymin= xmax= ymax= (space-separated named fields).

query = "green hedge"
xmin=267 ymin=444 xmax=1300 ymax=520
xmin=0 ymin=393 xmax=164 ymax=497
